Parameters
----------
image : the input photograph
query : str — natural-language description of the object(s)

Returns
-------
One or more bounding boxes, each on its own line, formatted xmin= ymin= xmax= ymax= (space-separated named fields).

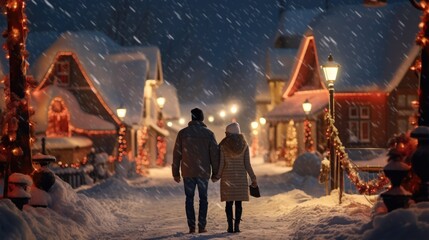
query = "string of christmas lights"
xmin=304 ymin=118 xmax=314 ymax=152
xmin=156 ymin=119 xmax=166 ymax=166
xmin=0 ymin=0 xmax=36 ymax=174
xmin=117 ymin=124 xmax=127 ymax=162
xmin=136 ymin=126 xmax=149 ymax=175
xmin=324 ymin=112 xmax=390 ymax=195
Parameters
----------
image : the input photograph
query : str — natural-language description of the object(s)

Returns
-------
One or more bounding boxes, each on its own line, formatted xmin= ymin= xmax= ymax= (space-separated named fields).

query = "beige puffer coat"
xmin=216 ymin=134 xmax=256 ymax=202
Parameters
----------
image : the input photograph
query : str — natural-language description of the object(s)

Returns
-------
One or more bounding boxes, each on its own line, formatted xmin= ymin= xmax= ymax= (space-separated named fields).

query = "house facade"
xmin=259 ymin=1 xmax=421 ymax=162
xmin=24 ymin=31 xmax=179 ymax=169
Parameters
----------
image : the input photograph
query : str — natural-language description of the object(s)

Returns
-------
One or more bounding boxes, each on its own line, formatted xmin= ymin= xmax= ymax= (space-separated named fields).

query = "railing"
xmin=50 ymin=165 xmax=94 ymax=189
xmin=344 ymin=166 xmax=385 ymax=195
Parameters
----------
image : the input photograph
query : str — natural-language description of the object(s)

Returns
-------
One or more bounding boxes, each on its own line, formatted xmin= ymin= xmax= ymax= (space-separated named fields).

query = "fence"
xmin=50 ymin=165 xmax=94 ymax=189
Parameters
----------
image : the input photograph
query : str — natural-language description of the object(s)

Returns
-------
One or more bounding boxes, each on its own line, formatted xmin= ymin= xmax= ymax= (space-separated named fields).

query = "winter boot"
xmin=234 ymin=202 xmax=242 ymax=233
xmin=226 ymin=202 xmax=234 ymax=233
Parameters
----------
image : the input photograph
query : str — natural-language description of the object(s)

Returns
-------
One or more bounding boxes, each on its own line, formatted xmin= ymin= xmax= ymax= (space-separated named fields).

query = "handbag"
xmin=249 ymin=185 xmax=261 ymax=198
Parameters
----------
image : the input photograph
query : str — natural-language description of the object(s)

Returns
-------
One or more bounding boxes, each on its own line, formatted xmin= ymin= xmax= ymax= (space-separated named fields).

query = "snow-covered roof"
xmin=31 ymin=85 xmax=116 ymax=132
xmin=29 ymin=31 xmax=163 ymax=126
xmin=264 ymin=89 xmax=328 ymax=122
xmin=311 ymin=2 xmax=421 ymax=92
xmin=266 ymin=48 xmax=298 ymax=81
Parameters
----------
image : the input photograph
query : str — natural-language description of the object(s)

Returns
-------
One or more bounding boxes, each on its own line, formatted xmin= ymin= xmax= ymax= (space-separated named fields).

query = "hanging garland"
xmin=304 ymin=118 xmax=314 ymax=152
xmin=136 ymin=126 xmax=149 ymax=175
xmin=324 ymin=112 xmax=390 ymax=195
xmin=156 ymin=119 xmax=166 ymax=166
xmin=117 ymin=124 xmax=127 ymax=162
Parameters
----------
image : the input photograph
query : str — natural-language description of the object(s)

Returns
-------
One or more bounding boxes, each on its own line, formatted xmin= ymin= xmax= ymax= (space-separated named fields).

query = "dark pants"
xmin=183 ymin=177 xmax=209 ymax=229
xmin=225 ymin=201 xmax=242 ymax=219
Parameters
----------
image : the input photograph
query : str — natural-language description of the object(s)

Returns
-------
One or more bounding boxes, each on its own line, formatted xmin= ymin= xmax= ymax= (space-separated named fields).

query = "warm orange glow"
xmin=283 ymin=36 xmax=326 ymax=98
xmin=71 ymin=127 xmax=117 ymax=136
xmin=35 ymin=52 xmax=123 ymax=125
xmin=335 ymin=92 xmax=386 ymax=97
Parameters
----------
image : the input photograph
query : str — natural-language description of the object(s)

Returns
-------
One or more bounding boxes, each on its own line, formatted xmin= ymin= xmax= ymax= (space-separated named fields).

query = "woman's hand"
xmin=251 ymin=180 xmax=257 ymax=187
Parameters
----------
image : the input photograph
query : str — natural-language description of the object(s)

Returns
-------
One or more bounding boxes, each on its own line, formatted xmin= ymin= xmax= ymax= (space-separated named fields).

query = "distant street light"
xmin=321 ymin=54 xmax=340 ymax=199
xmin=259 ymin=117 xmax=267 ymax=126
xmin=208 ymin=115 xmax=215 ymax=123
xmin=156 ymin=97 xmax=166 ymax=166
xmin=302 ymin=99 xmax=312 ymax=115
xmin=230 ymin=104 xmax=238 ymax=114
xmin=116 ymin=105 xmax=127 ymax=120
xmin=116 ymin=105 xmax=127 ymax=162
xmin=302 ymin=99 xmax=314 ymax=153
xmin=219 ymin=110 xmax=226 ymax=120
xmin=179 ymin=118 xmax=186 ymax=125
xmin=156 ymin=97 xmax=166 ymax=110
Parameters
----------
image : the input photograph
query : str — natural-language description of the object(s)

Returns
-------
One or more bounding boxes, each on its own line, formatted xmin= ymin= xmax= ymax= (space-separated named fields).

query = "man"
xmin=172 ymin=108 xmax=219 ymax=234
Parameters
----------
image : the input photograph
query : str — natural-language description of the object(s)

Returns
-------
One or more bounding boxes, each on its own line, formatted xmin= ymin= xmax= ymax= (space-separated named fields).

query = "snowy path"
xmin=81 ymin=157 xmax=373 ymax=240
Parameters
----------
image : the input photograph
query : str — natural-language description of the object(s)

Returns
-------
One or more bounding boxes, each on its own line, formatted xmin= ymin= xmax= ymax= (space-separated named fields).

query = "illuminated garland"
xmin=325 ymin=112 xmax=390 ymax=195
xmin=416 ymin=4 xmax=429 ymax=47
xmin=117 ymin=124 xmax=127 ymax=162
xmin=136 ymin=126 xmax=149 ymax=175
xmin=156 ymin=119 xmax=166 ymax=166
xmin=304 ymin=118 xmax=314 ymax=152
xmin=285 ymin=120 xmax=297 ymax=166
xmin=0 ymin=0 xmax=36 ymax=174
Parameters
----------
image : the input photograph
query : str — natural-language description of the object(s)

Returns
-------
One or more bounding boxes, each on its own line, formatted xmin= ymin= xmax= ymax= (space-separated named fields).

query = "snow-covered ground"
xmin=2 ymin=155 xmax=429 ymax=240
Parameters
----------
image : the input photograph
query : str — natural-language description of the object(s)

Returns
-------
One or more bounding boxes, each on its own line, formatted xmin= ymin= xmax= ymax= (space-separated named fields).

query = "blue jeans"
xmin=183 ymin=177 xmax=209 ymax=229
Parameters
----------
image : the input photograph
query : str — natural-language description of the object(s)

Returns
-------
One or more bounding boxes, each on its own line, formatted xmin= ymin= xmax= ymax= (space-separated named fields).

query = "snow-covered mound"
xmin=0 ymin=176 xmax=117 ymax=239
xmin=292 ymin=152 xmax=322 ymax=178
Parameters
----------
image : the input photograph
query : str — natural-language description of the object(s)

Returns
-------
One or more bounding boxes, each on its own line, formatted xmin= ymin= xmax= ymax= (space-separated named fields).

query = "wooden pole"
xmin=4 ymin=0 xmax=32 ymax=174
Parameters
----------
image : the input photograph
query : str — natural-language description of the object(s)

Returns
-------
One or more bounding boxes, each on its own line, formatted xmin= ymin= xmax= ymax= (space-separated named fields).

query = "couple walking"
xmin=172 ymin=108 xmax=257 ymax=234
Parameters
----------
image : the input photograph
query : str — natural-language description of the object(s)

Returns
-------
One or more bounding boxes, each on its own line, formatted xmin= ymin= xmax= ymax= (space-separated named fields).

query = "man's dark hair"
xmin=191 ymin=108 xmax=204 ymax=121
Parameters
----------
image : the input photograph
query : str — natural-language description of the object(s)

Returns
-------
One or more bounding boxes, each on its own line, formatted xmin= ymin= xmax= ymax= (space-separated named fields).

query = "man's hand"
xmin=211 ymin=176 xmax=219 ymax=183
xmin=174 ymin=176 xmax=181 ymax=183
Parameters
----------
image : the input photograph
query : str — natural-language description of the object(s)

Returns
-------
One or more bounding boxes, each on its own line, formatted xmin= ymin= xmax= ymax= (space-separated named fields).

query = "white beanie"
xmin=226 ymin=122 xmax=241 ymax=134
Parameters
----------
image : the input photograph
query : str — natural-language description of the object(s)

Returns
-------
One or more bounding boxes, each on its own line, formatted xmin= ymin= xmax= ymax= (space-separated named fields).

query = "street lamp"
xmin=302 ymin=99 xmax=313 ymax=152
xmin=208 ymin=115 xmax=215 ymax=123
xmin=219 ymin=110 xmax=226 ymax=121
xmin=116 ymin=105 xmax=127 ymax=162
xmin=156 ymin=97 xmax=166 ymax=110
xmin=302 ymin=99 xmax=312 ymax=115
xmin=230 ymin=104 xmax=238 ymax=122
xmin=321 ymin=54 xmax=340 ymax=194
xmin=156 ymin=97 xmax=167 ymax=166
xmin=116 ymin=105 xmax=127 ymax=121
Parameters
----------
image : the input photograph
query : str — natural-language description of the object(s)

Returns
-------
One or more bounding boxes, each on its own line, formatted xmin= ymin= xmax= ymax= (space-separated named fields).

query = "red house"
xmin=260 ymin=2 xmax=421 ymax=162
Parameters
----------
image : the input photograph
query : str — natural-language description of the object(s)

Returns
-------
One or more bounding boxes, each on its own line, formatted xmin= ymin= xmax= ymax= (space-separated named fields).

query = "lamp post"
xmin=116 ymin=105 xmax=127 ymax=162
xmin=156 ymin=97 xmax=166 ymax=120
xmin=321 ymin=54 xmax=340 ymax=193
xmin=156 ymin=97 xmax=166 ymax=166
xmin=251 ymin=121 xmax=259 ymax=157
xmin=302 ymin=99 xmax=314 ymax=152
xmin=230 ymin=104 xmax=238 ymax=122
xmin=259 ymin=117 xmax=267 ymax=156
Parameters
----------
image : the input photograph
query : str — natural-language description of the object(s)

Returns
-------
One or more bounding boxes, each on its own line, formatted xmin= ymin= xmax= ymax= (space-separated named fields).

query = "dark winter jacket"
xmin=216 ymin=133 xmax=256 ymax=202
xmin=172 ymin=121 xmax=219 ymax=179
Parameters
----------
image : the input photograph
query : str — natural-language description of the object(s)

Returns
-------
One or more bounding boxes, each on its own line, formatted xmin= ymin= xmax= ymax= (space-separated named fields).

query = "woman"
xmin=215 ymin=122 xmax=257 ymax=233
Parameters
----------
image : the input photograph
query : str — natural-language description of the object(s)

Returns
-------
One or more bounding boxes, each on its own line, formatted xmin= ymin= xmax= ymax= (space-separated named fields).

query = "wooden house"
xmin=260 ymin=1 xmax=421 ymax=162
xmin=22 ymin=31 xmax=179 ymax=168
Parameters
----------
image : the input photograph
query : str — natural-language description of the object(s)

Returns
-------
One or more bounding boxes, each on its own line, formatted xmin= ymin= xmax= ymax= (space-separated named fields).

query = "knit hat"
xmin=226 ymin=122 xmax=241 ymax=134
xmin=191 ymin=108 xmax=204 ymax=121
